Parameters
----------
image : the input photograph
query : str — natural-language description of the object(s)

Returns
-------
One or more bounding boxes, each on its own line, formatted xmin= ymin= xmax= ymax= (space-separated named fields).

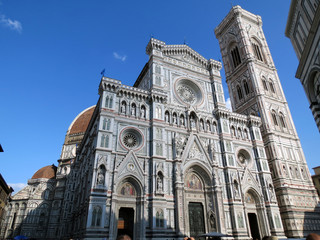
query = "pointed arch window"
xmin=109 ymin=96 xmax=113 ymax=108
xmin=105 ymin=96 xmax=109 ymax=108
xmin=231 ymin=46 xmax=242 ymax=68
xmin=271 ymin=111 xmax=278 ymax=126
xmin=237 ymin=85 xmax=243 ymax=100
xmin=269 ymin=81 xmax=276 ymax=93
xmin=91 ymin=206 xmax=102 ymax=227
xmin=262 ymin=78 xmax=268 ymax=91
xmin=39 ymin=212 xmax=46 ymax=226
xmin=102 ymin=118 xmax=111 ymax=130
xmin=100 ymin=134 xmax=109 ymax=148
xmin=156 ymin=209 xmax=164 ymax=228
xmin=243 ymin=80 xmax=250 ymax=95
xmin=279 ymin=113 xmax=286 ymax=128
xmin=253 ymin=43 xmax=263 ymax=61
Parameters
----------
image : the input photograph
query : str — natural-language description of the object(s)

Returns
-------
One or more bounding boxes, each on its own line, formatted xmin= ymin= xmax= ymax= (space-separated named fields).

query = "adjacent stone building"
xmin=286 ymin=0 xmax=320 ymax=131
xmin=0 ymin=174 xmax=13 ymax=232
xmin=1 ymin=5 xmax=320 ymax=240
xmin=312 ymin=166 xmax=320 ymax=196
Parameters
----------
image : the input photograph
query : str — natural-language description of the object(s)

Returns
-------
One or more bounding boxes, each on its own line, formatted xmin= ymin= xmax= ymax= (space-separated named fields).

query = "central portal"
xmin=248 ymin=213 xmax=260 ymax=240
xmin=117 ymin=207 xmax=134 ymax=239
xmin=188 ymin=202 xmax=205 ymax=238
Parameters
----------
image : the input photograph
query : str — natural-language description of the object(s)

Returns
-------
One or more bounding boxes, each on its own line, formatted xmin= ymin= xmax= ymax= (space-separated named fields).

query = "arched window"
xmin=269 ymin=81 xmax=276 ymax=93
xmin=237 ymin=85 xmax=243 ymax=100
xmin=244 ymin=129 xmax=249 ymax=139
xmin=156 ymin=209 xmax=164 ymax=228
xmin=262 ymin=78 xmax=268 ymax=91
xmin=109 ymin=96 xmax=113 ymax=108
xmin=100 ymin=134 xmax=109 ymax=148
xmin=271 ymin=111 xmax=278 ymax=126
xmin=279 ymin=113 xmax=286 ymax=128
xmin=231 ymin=46 xmax=242 ymax=68
xmin=252 ymin=42 xmax=263 ymax=61
xmin=105 ymin=96 xmax=109 ymax=108
xmin=91 ymin=206 xmax=102 ymax=227
xmin=243 ymin=80 xmax=250 ymax=95
xmin=43 ymin=189 xmax=50 ymax=200
xmin=39 ymin=212 xmax=46 ymax=226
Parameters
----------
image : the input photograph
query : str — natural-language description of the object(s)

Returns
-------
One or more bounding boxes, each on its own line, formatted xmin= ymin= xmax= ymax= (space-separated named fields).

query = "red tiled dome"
xmin=31 ymin=165 xmax=57 ymax=179
xmin=69 ymin=106 xmax=95 ymax=135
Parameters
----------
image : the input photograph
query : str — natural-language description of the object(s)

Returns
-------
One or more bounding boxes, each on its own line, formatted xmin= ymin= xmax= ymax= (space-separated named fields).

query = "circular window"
xmin=120 ymin=127 xmax=143 ymax=150
xmin=123 ymin=133 xmax=138 ymax=148
xmin=237 ymin=149 xmax=251 ymax=166
xmin=175 ymin=79 xmax=203 ymax=106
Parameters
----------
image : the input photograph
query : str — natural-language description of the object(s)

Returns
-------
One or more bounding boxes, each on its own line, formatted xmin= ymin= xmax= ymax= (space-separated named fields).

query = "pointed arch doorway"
xmin=184 ymin=165 xmax=217 ymax=238
xmin=113 ymin=178 xmax=144 ymax=240
xmin=244 ymin=191 xmax=262 ymax=240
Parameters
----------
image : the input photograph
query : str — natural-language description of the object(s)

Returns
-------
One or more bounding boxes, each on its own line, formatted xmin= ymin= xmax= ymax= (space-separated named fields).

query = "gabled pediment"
xmin=116 ymin=150 xmax=144 ymax=183
xmin=146 ymin=38 xmax=222 ymax=71
xmin=181 ymin=133 xmax=213 ymax=168
xmin=240 ymin=168 xmax=261 ymax=194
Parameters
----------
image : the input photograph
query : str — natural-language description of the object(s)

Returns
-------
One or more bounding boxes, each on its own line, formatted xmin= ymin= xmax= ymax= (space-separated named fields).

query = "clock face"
xmin=175 ymin=79 xmax=203 ymax=106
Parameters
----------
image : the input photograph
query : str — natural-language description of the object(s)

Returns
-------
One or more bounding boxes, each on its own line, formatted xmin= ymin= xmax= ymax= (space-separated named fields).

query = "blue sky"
xmin=1 ymin=0 xmax=319 ymax=193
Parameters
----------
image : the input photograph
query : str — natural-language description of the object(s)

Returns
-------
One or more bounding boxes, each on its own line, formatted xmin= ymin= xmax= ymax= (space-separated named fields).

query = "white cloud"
xmin=113 ymin=52 xmax=127 ymax=62
xmin=9 ymin=183 xmax=27 ymax=193
xmin=226 ymin=97 xmax=232 ymax=110
xmin=0 ymin=14 xmax=22 ymax=33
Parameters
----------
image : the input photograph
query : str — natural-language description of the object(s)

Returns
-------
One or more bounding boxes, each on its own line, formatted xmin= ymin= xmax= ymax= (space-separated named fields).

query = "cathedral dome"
xmin=31 ymin=164 xmax=57 ymax=179
xmin=68 ymin=106 xmax=95 ymax=135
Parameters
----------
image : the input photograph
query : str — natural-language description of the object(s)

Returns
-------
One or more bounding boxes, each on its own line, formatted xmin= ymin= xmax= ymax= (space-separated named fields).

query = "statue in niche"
xmin=206 ymin=121 xmax=210 ymax=132
xmin=209 ymin=212 xmax=216 ymax=231
xmin=97 ymin=169 xmax=105 ymax=185
xmin=180 ymin=116 xmax=185 ymax=126
xmin=173 ymin=114 xmax=177 ymax=124
xmin=157 ymin=175 xmax=163 ymax=193
xmin=233 ymin=181 xmax=239 ymax=198
xmin=268 ymin=183 xmax=275 ymax=200
xmin=140 ymin=106 xmax=145 ymax=118
xmin=131 ymin=105 xmax=136 ymax=116
xmin=174 ymin=135 xmax=185 ymax=157
xmin=121 ymin=102 xmax=126 ymax=113
xmin=201 ymin=121 xmax=205 ymax=130
xmin=165 ymin=112 xmax=169 ymax=123
xmin=190 ymin=116 xmax=196 ymax=128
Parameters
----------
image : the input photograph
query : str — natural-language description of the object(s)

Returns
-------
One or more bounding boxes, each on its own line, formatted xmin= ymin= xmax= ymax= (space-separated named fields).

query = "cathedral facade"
xmin=1 ymin=6 xmax=320 ymax=240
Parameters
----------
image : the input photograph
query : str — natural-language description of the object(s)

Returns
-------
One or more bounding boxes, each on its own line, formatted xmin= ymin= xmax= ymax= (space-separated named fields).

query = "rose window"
xmin=177 ymin=85 xmax=196 ymax=104
xmin=120 ymin=128 xmax=143 ymax=150
xmin=123 ymin=133 xmax=138 ymax=148
xmin=175 ymin=79 xmax=203 ymax=106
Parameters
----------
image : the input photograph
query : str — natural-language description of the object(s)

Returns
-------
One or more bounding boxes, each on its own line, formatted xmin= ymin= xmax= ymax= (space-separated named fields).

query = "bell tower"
xmin=215 ymin=6 xmax=320 ymax=237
